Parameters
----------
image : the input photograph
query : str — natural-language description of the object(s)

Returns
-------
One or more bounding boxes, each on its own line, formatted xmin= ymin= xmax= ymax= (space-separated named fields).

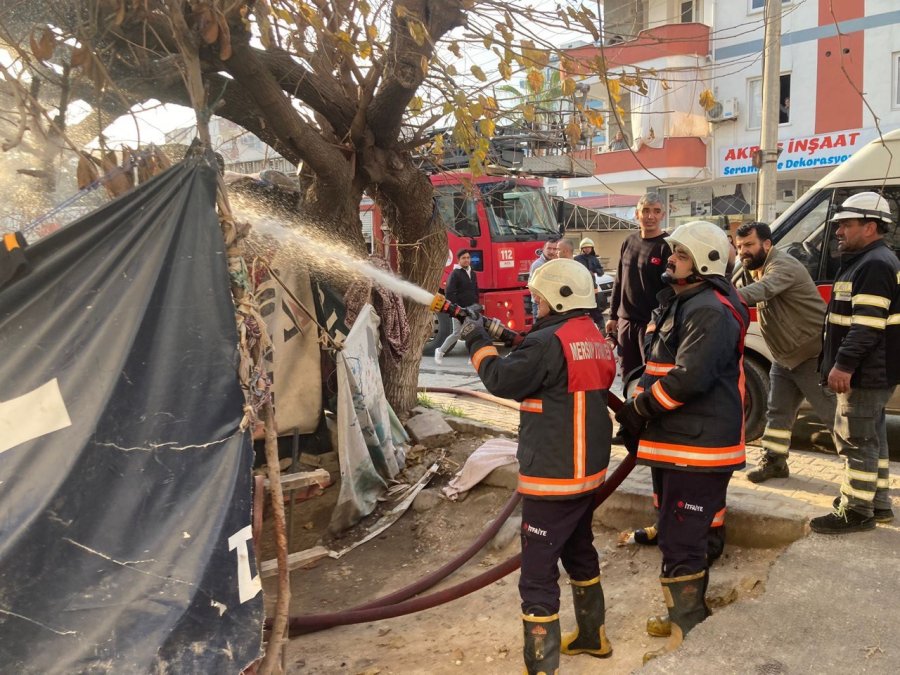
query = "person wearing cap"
xmin=613 ymin=221 xmax=749 ymax=663
xmin=575 ymin=237 xmax=607 ymax=323
xmin=811 ymin=192 xmax=899 ymax=534
xmin=460 ymin=258 xmax=617 ymax=674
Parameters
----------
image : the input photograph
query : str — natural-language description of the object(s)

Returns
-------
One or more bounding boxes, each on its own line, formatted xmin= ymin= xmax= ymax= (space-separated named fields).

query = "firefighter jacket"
xmin=466 ymin=311 xmax=617 ymax=499
xmin=633 ymin=278 xmax=749 ymax=473
xmin=737 ymin=247 xmax=826 ymax=369
xmin=821 ymin=239 xmax=900 ymax=389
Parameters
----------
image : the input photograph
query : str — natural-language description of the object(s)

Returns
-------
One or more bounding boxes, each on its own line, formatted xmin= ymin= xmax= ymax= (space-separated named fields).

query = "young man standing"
xmin=606 ymin=192 xmax=671 ymax=379
xmin=811 ymin=192 xmax=899 ymax=533
xmin=615 ymin=221 xmax=748 ymax=663
xmin=461 ymin=259 xmax=617 ymax=674
xmin=735 ymin=222 xmax=836 ymax=482
xmin=434 ymin=248 xmax=478 ymax=365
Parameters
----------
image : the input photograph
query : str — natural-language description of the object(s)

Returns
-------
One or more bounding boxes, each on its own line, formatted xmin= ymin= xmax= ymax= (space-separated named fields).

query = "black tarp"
xmin=0 ymin=152 xmax=263 ymax=672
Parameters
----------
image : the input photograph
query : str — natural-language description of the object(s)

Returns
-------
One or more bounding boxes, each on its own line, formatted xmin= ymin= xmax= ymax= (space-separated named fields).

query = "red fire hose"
xmin=273 ymin=389 xmax=633 ymax=637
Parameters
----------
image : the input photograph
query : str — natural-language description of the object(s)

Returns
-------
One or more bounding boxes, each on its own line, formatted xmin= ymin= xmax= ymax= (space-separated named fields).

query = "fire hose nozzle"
xmin=429 ymin=293 xmax=448 ymax=313
xmin=430 ymin=291 xmax=524 ymax=347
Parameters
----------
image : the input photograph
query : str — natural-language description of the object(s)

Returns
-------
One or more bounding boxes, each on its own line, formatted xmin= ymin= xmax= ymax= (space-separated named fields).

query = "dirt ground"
xmin=262 ymin=433 xmax=783 ymax=674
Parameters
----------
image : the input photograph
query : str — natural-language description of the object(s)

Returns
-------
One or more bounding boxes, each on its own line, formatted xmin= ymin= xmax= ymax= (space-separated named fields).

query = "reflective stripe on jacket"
xmin=466 ymin=312 xmax=616 ymax=498
xmin=635 ymin=280 xmax=749 ymax=473
xmin=820 ymin=240 xmax=900 ymax=388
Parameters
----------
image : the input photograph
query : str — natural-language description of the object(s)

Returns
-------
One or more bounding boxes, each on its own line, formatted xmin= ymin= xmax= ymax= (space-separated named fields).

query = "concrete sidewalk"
xmin=420 ymin=387 xmax=900 ymax=674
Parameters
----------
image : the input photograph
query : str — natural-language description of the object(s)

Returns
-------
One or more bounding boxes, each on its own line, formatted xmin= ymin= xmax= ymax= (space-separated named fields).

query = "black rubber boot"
xmin=645 ymin=568 xmax=711 ymax=638
xmin=707 ymin=525 xmax=726 ymax=563
xmin=560 ymin=576 xmax=613 ymax=658
xmin=522 ymin=609 xmax=561 ymax=675
xmin=643 ymin=570 xmax=709 ymax=663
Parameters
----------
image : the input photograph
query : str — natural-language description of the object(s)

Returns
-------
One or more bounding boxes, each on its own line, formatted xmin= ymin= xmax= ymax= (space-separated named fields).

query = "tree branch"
xmin=222 ymin=39 xmax=349 ymax=187
xmin=368 ymin=0 xmax=466 ymax=146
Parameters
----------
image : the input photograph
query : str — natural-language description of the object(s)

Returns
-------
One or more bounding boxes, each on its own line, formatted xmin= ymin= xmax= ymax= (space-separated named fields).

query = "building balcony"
xmin=565 ymin=137 xmax=710 ymax=195
xmin=565 ymin=23 xmax=710 ymax=69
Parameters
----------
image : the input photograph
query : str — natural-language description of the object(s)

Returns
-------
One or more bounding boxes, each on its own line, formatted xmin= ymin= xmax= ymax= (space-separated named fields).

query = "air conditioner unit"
xmin=706 ymin=98 xmax=739 ymax=123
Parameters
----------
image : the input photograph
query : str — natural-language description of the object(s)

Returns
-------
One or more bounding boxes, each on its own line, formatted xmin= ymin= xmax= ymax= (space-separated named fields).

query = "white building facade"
xmin=561 ymin=0 xmax=900 ymax=228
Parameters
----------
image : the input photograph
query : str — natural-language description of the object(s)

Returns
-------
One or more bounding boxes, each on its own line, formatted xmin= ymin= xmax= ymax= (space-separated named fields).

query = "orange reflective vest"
xmin=467 ymin=312 xmax=616 ymax=498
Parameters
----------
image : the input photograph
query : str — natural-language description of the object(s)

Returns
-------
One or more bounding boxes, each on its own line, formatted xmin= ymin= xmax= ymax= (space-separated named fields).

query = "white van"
xmin=738 ymin=128 xmax=900 ymax=441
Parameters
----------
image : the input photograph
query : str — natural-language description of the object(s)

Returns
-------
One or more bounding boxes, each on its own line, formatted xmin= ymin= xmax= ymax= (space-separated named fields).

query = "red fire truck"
xmin=367 ymin=172 xmax=561 ymax=355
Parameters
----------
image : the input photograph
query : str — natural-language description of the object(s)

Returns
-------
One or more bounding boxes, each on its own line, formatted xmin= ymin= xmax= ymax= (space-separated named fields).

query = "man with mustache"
xmin=811 ymin=192 xmax=899 ymax=533
xmin=734 ymin=222 xmax=835 ymax=483
xmin=614 ymin=221 xmax=748 ymax=663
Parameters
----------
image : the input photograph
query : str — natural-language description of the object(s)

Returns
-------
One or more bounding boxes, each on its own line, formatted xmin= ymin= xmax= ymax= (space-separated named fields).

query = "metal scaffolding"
xmin=553 ymin=197 xmax=638 ymax=231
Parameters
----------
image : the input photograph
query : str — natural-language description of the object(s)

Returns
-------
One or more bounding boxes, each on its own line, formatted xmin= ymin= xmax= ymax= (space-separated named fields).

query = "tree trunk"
xmin=375 ymin=162 xmax=446 ymax=412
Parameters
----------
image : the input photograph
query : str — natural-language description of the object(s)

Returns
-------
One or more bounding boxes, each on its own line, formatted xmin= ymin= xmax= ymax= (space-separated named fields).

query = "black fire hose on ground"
xmin=276 ymin=389 xmax=634 ymax=637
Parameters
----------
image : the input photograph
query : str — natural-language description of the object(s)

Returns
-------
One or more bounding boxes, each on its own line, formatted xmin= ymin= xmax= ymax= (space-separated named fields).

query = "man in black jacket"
xmin=461 ymin=258 xmax=617 ymax=674
xmin=434 ymin=249 xmax=478 ymax=365
xmin=811 ymin=192 xmax=899 ymax=534
xmin=606 ymin=193 xmax=671 ymax=379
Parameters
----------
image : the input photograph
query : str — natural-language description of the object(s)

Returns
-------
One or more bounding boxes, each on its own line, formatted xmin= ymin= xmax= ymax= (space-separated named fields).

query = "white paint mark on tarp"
xmin=0 ymin=379 xmax=72 ymax=454
xmin=0 ymin=607 xmax=77 ymax=636
xmin=228 ymin=525 xmax=262 ymax=604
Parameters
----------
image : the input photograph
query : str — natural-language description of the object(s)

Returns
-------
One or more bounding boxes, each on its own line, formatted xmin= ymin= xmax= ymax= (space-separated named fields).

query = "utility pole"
xmin=756 ymin=0 xmax=782 ymax=223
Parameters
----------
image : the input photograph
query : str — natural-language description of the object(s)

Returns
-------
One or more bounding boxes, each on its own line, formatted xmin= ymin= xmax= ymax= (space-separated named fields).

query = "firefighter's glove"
xmin=466 ymin=303 xmax=484 ymax=317
xmin=615 ymin=400 xmax=648 ymax=447
xmin=460 ymin=316 xmax=490 ymax=348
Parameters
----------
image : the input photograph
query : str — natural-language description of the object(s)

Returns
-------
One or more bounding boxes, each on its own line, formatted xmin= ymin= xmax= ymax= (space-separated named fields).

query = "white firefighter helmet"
xmin=529 ymin=258 xmax=597 ymax=313
xmin=830 ymin=192 xmax=894 ymax=229
xmin=579 ymin=237 xmax=595 ymax=250
xmin=667 ymin=220 xmax=731 ymax=277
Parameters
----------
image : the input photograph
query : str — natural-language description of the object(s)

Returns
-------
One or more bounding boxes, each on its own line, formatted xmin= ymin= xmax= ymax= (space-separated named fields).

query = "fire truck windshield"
xmin=481 ymin=183 xmax=558 ymax=239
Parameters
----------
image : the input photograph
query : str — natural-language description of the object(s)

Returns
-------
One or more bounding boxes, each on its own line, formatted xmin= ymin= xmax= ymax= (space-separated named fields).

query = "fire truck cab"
xmin=420 ymin=173 xmax=561 ymax=355
xmin=738 ymin=128 xmax=900 ymax=441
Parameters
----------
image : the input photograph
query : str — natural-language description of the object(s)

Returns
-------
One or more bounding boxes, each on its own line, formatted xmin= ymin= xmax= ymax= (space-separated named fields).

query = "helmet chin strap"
xmin=661 ymin=270 xmax=703 ymax=286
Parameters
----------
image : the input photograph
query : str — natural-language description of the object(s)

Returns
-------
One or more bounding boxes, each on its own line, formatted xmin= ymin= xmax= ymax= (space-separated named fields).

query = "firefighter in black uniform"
xmin=461 ymin=258 xmax=618 ymax=674
xmin=614 ymin=220 xmax=749 ymax=663
xmin=811 ymin=192 xmax=900 ymax=533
